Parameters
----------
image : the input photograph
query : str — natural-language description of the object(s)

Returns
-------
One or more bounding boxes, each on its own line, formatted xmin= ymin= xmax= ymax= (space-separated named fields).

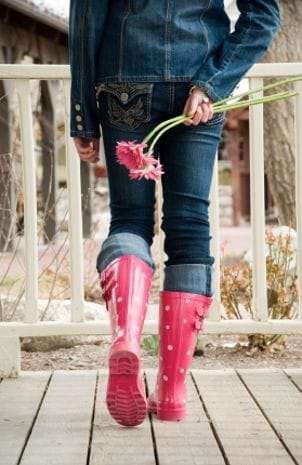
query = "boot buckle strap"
xmin=100 ymin=277 xmax=117 ymax=308
xmin=102 ymin=291 xmax=111 ymax=302
xmin=196 ymin=305 xmax=208 ymax=318
xmin=193 ymin=305 xmax=209 ymax=331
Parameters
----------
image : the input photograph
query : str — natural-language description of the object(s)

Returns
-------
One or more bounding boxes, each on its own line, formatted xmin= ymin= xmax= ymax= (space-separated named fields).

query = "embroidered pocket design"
xmin=109 ymin=97 xmax=146 ymax=128
xmin=97 ymin=83 xmax=153 ymax=130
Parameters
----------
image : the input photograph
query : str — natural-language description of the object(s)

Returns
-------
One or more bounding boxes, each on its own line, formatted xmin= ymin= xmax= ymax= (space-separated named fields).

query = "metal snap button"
xmin=77 ymin=124 xmax=83 ymax=131
xmin=76 ymin=115 xmax=82 ymax=122
xmin=120 ymin=92 xmax=129 ymax=104
xmin=75 ymin=104 xmax=81 ymax=111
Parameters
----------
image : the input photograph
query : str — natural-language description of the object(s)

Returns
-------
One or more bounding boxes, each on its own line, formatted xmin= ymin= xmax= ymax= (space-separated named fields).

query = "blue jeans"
xmin=96 ymin=83 xmax=224 ymax=297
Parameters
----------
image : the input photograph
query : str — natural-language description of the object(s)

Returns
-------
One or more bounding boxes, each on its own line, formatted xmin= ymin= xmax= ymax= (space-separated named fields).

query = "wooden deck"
xmin=1 ymin=369 xmax=302 ymax=465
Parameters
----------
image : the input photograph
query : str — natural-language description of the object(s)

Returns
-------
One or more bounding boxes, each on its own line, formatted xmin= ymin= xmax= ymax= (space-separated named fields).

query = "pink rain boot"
xmin=148 ymin=290 xmax=212 ymax=421
xmin=100 ymin=255 xmax=153 ymax=426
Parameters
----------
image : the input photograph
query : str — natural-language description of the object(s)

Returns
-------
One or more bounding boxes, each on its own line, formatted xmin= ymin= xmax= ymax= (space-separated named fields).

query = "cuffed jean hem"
xmin=96 ymin=232 xmax=155 ymax=273
xmin=163 ymin=263 xmax=214 ymax=297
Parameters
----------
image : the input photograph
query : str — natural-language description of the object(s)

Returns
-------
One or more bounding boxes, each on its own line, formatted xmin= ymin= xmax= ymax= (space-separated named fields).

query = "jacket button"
xmin=77 ymin=124 xmax=83 ymax=131
xmin=75 ymin=104 xmax=81 ymax=111
xmin=76 ymin=115 xmax=82 ymax=122
xmin=120 ymin=92 xmax=129 ymax=104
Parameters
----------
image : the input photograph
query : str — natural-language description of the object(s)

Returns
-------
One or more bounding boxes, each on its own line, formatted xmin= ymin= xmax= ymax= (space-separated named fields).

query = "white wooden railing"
xmin=1 ymin=63 xmax=302 ymax=377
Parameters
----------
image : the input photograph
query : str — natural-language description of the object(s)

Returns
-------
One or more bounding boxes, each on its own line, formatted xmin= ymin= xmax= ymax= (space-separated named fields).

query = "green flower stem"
xmin=144 ymin=84 xmax=300 ymax=153
xmin=213 ymin=91 xmax=298 ymax=114
xmin=148 ymin=117 xmax=190 ymax=153
xmin=142 ymin=115 xmax=185 ymax=144
xmin=213 ymin=76 xmax=302 ymax=108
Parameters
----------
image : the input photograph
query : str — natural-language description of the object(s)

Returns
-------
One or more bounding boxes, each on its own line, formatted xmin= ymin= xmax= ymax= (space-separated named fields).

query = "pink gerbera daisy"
xmin=130 ymin=161 xmax=164 ymax=181
xmin=116 ymin=141 xmax=148 ymax=170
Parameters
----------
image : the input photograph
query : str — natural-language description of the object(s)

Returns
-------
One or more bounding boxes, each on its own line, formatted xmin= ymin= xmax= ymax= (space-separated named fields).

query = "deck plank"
xmin=89 ymin=369 xmax=156 ymax=465
xmin=285 ymin=369 xmax=302 ymax=391
xmin=145 ymin=369 xmax=225 ymax=465
xmin=19 ymin=370 xmax=97 ymax=465
xmin=0 ymin=371 xmax=50 ymax=465
xmin=192 ymin=369 xmax=294 ymax=465
xmin=238 ymin=368 xmax=302 ymax=465
xmin=1 ymin=368 xmax=301 ymax=464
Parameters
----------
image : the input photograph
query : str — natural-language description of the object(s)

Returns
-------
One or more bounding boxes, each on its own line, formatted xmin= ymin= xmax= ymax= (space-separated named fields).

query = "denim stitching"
xmin=199 ymin=0 xmax=212 ymax=64
xmin=102 ymin=83 xmax=153 ymax=130
xmin=79 ymin=0 xmax=89 ymax=103
xmin=118 ymin=0 xmax=131 ymax=81
xmin=97 ymin=75 xmax=196 ymax=82
xmin=99 ymin=83 xmax=153 ymax=101
xmin=206 ymin=266 xmax=212 ymax=297
xmin=204 ymin=112 xmax=225 ymax=126
xmin=205 ymin=1 xmax=253 ymax=88
xmin=164 ymin=0 xmax=173 ymax=81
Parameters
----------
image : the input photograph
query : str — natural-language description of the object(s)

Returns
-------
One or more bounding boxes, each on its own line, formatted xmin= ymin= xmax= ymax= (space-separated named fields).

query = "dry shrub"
xmin=220 ymin=227 xmax=298 ymax=353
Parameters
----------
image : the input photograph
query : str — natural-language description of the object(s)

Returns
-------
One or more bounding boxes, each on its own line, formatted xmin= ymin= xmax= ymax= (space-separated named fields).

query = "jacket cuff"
xmin=70 ymin=98 xmax=101 ymax=139
xmin=189 ymin=81 xmax=223 ymax=103
xmin=70 ymin=129 xmax=101 ymax=139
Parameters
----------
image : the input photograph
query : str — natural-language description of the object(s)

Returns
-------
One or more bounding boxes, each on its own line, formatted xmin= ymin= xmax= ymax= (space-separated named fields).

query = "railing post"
xmin=249 ymin=77 xmax=268 ymax=321
xmin=62 ymin=80 xmax=85 ymax=322
xmin=295 ymin=80 xmax=302 ymax=321
xmin=209 ymin=156 xmax=221 ymax=320
xmin=0 ymin=337 xmax=20 ymax=378
xmin=15 ymin=79 xmax=39 ymax=324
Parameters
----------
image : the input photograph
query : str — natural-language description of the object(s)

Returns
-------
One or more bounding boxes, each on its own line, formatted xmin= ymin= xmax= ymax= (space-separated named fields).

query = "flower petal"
xmin=129 ymin=161 xmax=164 ymax=181
xmin=116 ymin=141 xmax=148 ymax=170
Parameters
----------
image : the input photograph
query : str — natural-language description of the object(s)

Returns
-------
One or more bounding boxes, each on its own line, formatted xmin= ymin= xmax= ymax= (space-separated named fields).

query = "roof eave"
xmin=0 ymin=0 xmax=68 ymax=34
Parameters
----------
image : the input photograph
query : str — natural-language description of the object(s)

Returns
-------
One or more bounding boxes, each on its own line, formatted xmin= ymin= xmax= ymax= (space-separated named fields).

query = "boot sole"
xmin=106 ymin=347 xmax=147 ymax=426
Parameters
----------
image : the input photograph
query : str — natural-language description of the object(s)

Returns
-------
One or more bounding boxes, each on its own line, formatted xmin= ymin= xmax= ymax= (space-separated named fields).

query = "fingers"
xmin=183 ymin=92 xmax=200 ymax=120
xmin=73 ymin=137 xmax=100 ymax=163
xmin=184 ymin=101 xmax=213 ymax=126
xmin=183 ymin=89 xmax=213 ymax=126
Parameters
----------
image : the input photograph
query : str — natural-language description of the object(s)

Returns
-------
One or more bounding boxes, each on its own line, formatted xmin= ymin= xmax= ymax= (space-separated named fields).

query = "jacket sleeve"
xmin=191 ymin=0 xmax=281 ymax=102
xmin=69 ymin=0 xmax=109 ymax=138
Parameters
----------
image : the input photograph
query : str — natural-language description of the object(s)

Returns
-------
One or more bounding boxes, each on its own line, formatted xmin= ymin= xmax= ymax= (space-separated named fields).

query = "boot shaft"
xmin=153 ymin=291 xmax=212 ymax=418
xmin=99 ymin=255 xmax=153 ymax=427
xmin=158 ymin=290 xmax=212 ymax=368
xmin=100 ymin=255 xmax=153 ymax=344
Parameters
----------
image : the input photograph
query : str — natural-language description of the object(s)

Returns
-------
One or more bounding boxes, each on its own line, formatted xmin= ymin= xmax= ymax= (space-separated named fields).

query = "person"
xmin=69 ymin=0 xmax=280 ymax=426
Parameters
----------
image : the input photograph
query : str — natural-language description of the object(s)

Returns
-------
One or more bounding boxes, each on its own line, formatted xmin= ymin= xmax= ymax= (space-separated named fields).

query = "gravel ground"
xmin=21 ymin=334 xmax=302 ymax=371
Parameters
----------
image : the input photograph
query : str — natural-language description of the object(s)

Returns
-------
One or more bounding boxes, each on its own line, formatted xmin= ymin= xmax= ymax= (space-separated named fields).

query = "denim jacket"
xmin=69 ymin=0 xmax=280 ymax=139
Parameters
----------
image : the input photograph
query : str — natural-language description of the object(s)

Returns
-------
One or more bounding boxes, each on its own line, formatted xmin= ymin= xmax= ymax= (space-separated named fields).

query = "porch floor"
xmin=1 ymin=368 xmax=302 ymax=465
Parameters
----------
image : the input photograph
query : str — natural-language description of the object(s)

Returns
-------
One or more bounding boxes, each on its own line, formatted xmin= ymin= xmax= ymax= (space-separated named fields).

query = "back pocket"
xmin=97 ymin=83 xmax=153 ymax=130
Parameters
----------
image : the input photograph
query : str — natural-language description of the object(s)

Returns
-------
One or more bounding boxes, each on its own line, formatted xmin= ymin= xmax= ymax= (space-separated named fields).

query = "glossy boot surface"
xmin=100 ymin=255 xmax=153 ymax=426
xmin=148 ymin=290 xmax=212 ymax=421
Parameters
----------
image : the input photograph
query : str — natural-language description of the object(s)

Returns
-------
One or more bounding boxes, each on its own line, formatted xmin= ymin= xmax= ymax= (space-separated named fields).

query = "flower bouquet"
xmin=116 ymin=77 xmax=301 ymax=181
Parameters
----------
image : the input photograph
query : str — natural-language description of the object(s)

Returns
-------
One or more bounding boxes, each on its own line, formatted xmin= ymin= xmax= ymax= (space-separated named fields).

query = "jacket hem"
xmin=96 ymin=75 xmax=196 ymax=84
xmin=70 ymin=130 xmax=101 ymax=138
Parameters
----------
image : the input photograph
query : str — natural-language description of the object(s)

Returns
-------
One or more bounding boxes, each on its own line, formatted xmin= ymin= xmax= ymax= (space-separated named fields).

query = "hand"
xmin=73 ymin=137 xmax=100 ymax=163
xmin=183 ymin=88 xmax=213 ymax=126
